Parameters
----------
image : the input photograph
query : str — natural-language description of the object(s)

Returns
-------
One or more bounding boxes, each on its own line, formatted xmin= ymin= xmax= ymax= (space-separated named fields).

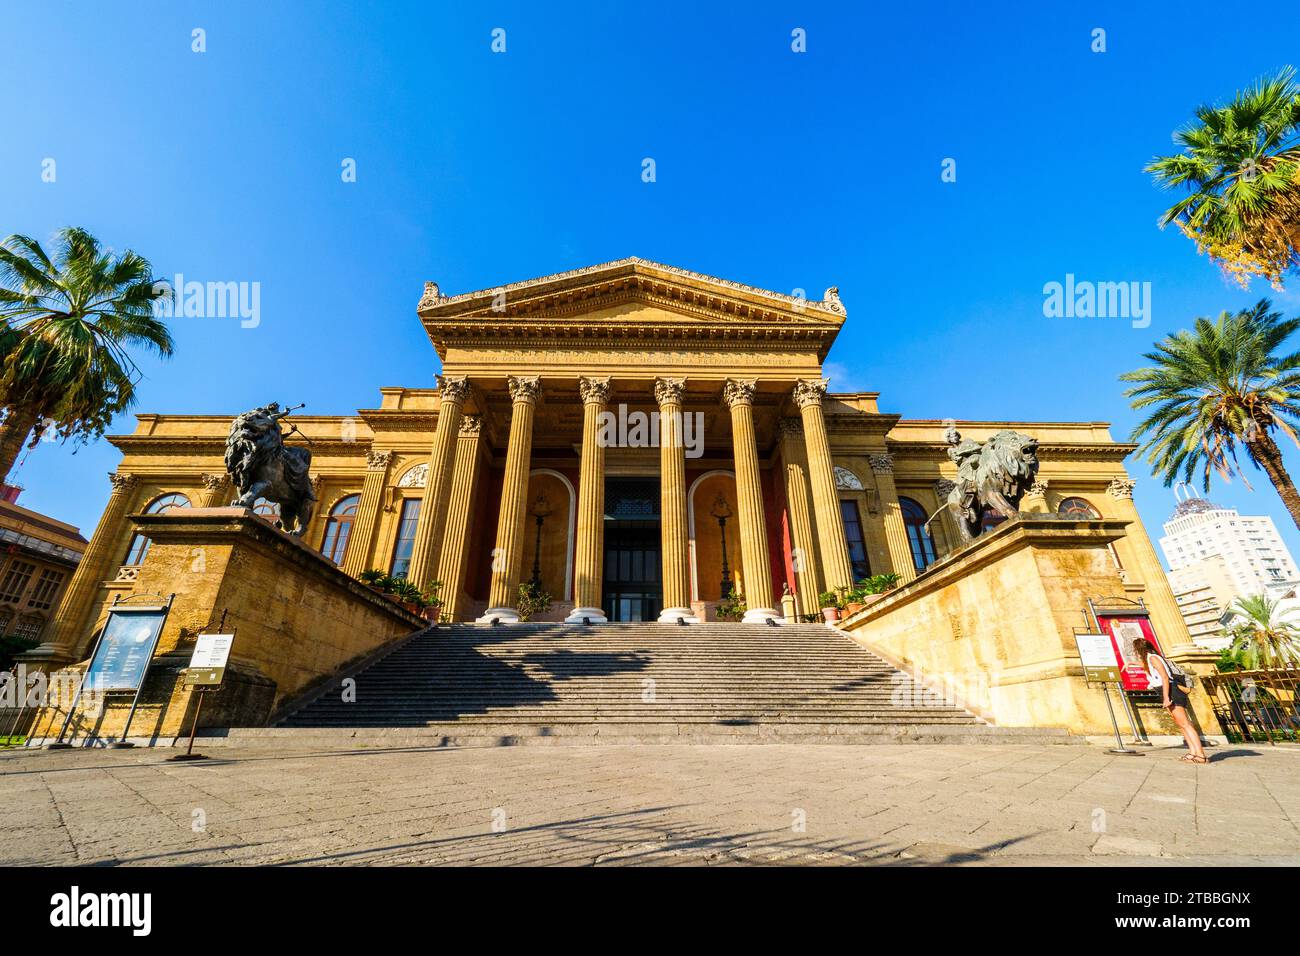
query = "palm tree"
xmin=0 ymin=228 xmax=173 ymax=481
xmin=1120 ymin=300 xmax=1300 ymax=530
xmin=1146 ymin=67 xmax=1300 ymax=288
xmin=1222 ymin=593 xmax=1300 ymax=669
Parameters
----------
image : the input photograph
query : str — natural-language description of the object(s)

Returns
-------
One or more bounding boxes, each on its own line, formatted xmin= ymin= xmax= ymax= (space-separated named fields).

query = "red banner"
xmin=1094 ymin=613 xmax=1165 ymax=691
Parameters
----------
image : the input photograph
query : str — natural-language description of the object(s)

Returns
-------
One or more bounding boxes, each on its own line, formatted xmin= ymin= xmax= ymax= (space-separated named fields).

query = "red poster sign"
xmin=1093 ymin=613 xmax=1164 ymax=691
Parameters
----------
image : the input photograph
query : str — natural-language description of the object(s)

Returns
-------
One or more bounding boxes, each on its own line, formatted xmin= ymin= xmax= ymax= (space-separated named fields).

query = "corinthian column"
xmin=792 ymin=378 xmax=855 ymax=594
xmin=27 ymin=472 xmax=139 ymax=668
xmin=777 ymin=417 xmax=822 ymax=618
xmin=567 ymin=377 xmax=611 ymax=624
xmin=655 ymin=377 xmax=697 ymax=623
xmin=341 ymin=450 xmax=393 ymax=577
xmin=438 ymin=416 xmax=484 ymax=621
xmin=723 ymin=379 xmax=778 ymax=623
xmin=480 ymin=375 xmax=541 ymax=623
xmin=407 ymin=374 xmax=470 ymax=586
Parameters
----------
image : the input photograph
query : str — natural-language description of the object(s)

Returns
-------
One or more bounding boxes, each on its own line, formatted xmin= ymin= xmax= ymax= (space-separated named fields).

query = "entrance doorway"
xmin=602 ymin=478 xmax=662 ymax=622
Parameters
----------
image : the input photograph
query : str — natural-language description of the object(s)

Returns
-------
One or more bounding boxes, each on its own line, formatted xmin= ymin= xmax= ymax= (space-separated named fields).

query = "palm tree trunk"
xmin=0 ymin=404 xmax=41 ymax=484
xmin=1248 ymin=428 xmax=1300 ymax=532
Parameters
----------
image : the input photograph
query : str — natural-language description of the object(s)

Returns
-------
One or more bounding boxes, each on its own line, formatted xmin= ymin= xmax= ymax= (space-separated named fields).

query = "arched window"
xmin=900 ymin=497 xmax=937 ymax=572
xmin=320 ymin=494 xmax=360 ymax=565
xmin=252 ymin=498 xmax=281 ymax=521
xmin=123 ymin=493 xmax=191 ymax=566
xmin=1058 ymin=496 xmax=1101 ymax=519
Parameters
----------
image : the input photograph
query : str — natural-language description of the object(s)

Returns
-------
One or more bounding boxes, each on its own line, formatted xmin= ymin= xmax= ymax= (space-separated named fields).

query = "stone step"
xmin=209 ymin=723 xmax=1078 ymax=749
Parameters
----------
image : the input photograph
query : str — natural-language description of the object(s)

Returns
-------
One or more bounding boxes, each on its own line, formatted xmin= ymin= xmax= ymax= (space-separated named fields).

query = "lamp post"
xmin=710 ymin=494 xmax=733 ymax=598
xmin=529 ymin=492 xmax=552 ymax=588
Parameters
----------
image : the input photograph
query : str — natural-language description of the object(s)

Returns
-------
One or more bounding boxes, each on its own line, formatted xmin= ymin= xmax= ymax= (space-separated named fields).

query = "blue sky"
xmin=4 ymin=1 xmax=1300 ymax=564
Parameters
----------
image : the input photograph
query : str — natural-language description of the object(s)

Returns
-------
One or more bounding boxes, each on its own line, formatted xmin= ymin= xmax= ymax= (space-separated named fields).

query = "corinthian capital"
xmin=579 ymin=376 xmax=613 ymax=406
xmin=108 ymin=472 xmax=138 ymax=493
xmin=722 ymin=379 xmax=757 ymax=408
xmin=437 ymin=374 xmax=472 ymax=406
xmin=365 ymin=449 xmax=395 ymax=471
xmin=792 ymin=378 xmax=829 ymax=409
xmin=1107 ymin=477 xmax=1136 ymax=499
xmin=200 ymin=472 xmax=228 ymax=492
xmin=868 ymin=453 xmax=894 ymax=475
xmin=508 ymin=375 xmax=542 ymax=404
xmin=777 ymin=417 xmax=804 ymax=438
xmin=653 ymin=377 xmax=686 ymax=407
xmin=459 ymin=414 xmax=483 ymax=436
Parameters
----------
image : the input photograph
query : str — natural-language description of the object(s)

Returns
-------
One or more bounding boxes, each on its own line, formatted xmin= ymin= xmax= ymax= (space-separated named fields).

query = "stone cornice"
xmin=887 ymin=440 xmax=1138 ymax=460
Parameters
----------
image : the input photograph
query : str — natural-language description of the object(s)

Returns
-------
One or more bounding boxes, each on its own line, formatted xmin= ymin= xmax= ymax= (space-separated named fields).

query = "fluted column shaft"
xmin=407 ymin=376 xmax=470 ymax=585
xmin=778 ymin=418 xmax=822 ymax=617
xmin=342 ymin=451 xmax=393 ymax=577
xmin=437 ymin=417 xmax=484 ymax=621
xmin=29 ymin=473 xmax=139 ymax=667
xmin=567 ymin=378 xmax=610 ymax=623
xmin=656 ymin=378 xmax=695 ymax=622
xmin=793 ymin=379 xmax=855 ymax=593
xmin=483 ymin=376 xmax=540 ymax=621
xmin=871 ymin=454 xmax=918 ymax=584
xmin=724 ymin=380 xmax=777 ymax=621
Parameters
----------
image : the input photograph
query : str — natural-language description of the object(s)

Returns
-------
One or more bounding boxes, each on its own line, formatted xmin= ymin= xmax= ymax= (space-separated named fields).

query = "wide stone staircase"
xmin=207 ymin=622 xmax=1076 ymax=749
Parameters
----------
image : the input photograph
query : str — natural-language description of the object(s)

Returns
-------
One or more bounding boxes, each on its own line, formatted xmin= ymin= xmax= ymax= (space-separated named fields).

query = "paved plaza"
xmin=2 ymin=742 xmax=1299 ymax=866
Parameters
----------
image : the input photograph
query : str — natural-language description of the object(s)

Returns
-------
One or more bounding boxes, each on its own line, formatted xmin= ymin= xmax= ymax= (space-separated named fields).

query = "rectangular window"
xmin=0 ymin=561 xmax=35 ymax=603
xmin=839 ymin=499 xmax=871 ymax=582
xmin=26 ymin=568 xmax=65 ymax=610
xmin=389 ymin=498 xmax=422 ymax=579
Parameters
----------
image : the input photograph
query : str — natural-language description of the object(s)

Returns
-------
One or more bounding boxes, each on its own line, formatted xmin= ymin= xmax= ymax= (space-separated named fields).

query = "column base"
xmin=476 ymin=607 xmax=521 ymax=625
xmin=564 ymin=607 xmax=608 ymax=624
xmin=657 ymin=607 xmax=698 ymax=624
xmin=742 ymin=607 xmax=782 ymax=625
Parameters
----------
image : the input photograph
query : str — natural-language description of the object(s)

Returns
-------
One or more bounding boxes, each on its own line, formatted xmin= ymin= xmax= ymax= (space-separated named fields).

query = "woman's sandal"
xmin=1179 ymin=754 xmax=1209 ymax=764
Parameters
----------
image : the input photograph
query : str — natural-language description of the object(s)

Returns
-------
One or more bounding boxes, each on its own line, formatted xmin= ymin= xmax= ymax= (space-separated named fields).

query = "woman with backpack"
xmin=1134 ymin=638 xmax=1208 ymax=764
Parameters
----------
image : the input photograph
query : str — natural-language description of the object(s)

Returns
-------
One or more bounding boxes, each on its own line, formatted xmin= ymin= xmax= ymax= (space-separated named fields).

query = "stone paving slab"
xmin=1 ymin=742 xmax=1298 ymax=866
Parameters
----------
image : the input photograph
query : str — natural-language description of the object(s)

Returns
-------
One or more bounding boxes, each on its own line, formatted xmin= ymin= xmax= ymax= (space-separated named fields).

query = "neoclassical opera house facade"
xmin=34 ymin=259 xmax=1185 ymax=667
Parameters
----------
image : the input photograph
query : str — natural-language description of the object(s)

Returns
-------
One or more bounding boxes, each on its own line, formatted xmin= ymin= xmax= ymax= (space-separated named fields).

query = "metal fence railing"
xmin=1201 ymin=667 xmax=1300 ymax=744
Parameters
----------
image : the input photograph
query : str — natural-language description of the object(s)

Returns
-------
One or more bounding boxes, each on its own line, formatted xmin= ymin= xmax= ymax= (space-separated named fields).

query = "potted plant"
xmin=389 ymin=578 xmax=424 ymax=613
xmin=516 ymin=581 xmax=553 ymax=622
xmin=421 ymin=580 xmax=445 ymax=623
xmin=715 ymin=587 xmax=746 ymax=622
xmin=359 ymin=569 xmax=388 ymax=592
xmin=818 ymin=591 xmax=841 ymax=623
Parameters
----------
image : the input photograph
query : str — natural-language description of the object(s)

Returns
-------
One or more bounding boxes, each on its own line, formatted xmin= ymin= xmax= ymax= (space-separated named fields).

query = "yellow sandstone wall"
xmin=838 ymin=518 xmax=1217 ymax=735
xmin=28 ymin=507 xmax=426 ymax=744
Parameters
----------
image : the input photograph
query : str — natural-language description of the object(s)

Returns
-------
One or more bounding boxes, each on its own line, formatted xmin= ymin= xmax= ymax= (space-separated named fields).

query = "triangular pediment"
xmin=418 ymin=257 xmax=846 ymax=323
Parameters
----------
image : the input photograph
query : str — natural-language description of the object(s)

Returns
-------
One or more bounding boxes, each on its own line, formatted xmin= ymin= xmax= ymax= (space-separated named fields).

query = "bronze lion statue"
xmin=944 ymin=427 xmax=1040 ymax=543
xmin=224 ymin=402 xmax=316 ymax=536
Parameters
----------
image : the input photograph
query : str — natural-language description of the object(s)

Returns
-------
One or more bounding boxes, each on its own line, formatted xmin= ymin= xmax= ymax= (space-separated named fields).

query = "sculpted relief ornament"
xmin=791 ymin=378 xmax=829 ymax=409
xmin=398 ymin=463 xmax=428 ymax=489
xmin=834 ymin=466 xmax=864 ymax=490
xmin=579 ymin=376 xmax=613 ymax=405
xmin=722 ymin=379 xmax=757 ymax=407
xmin=418 ymin=281 xmax=445 ymax=310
